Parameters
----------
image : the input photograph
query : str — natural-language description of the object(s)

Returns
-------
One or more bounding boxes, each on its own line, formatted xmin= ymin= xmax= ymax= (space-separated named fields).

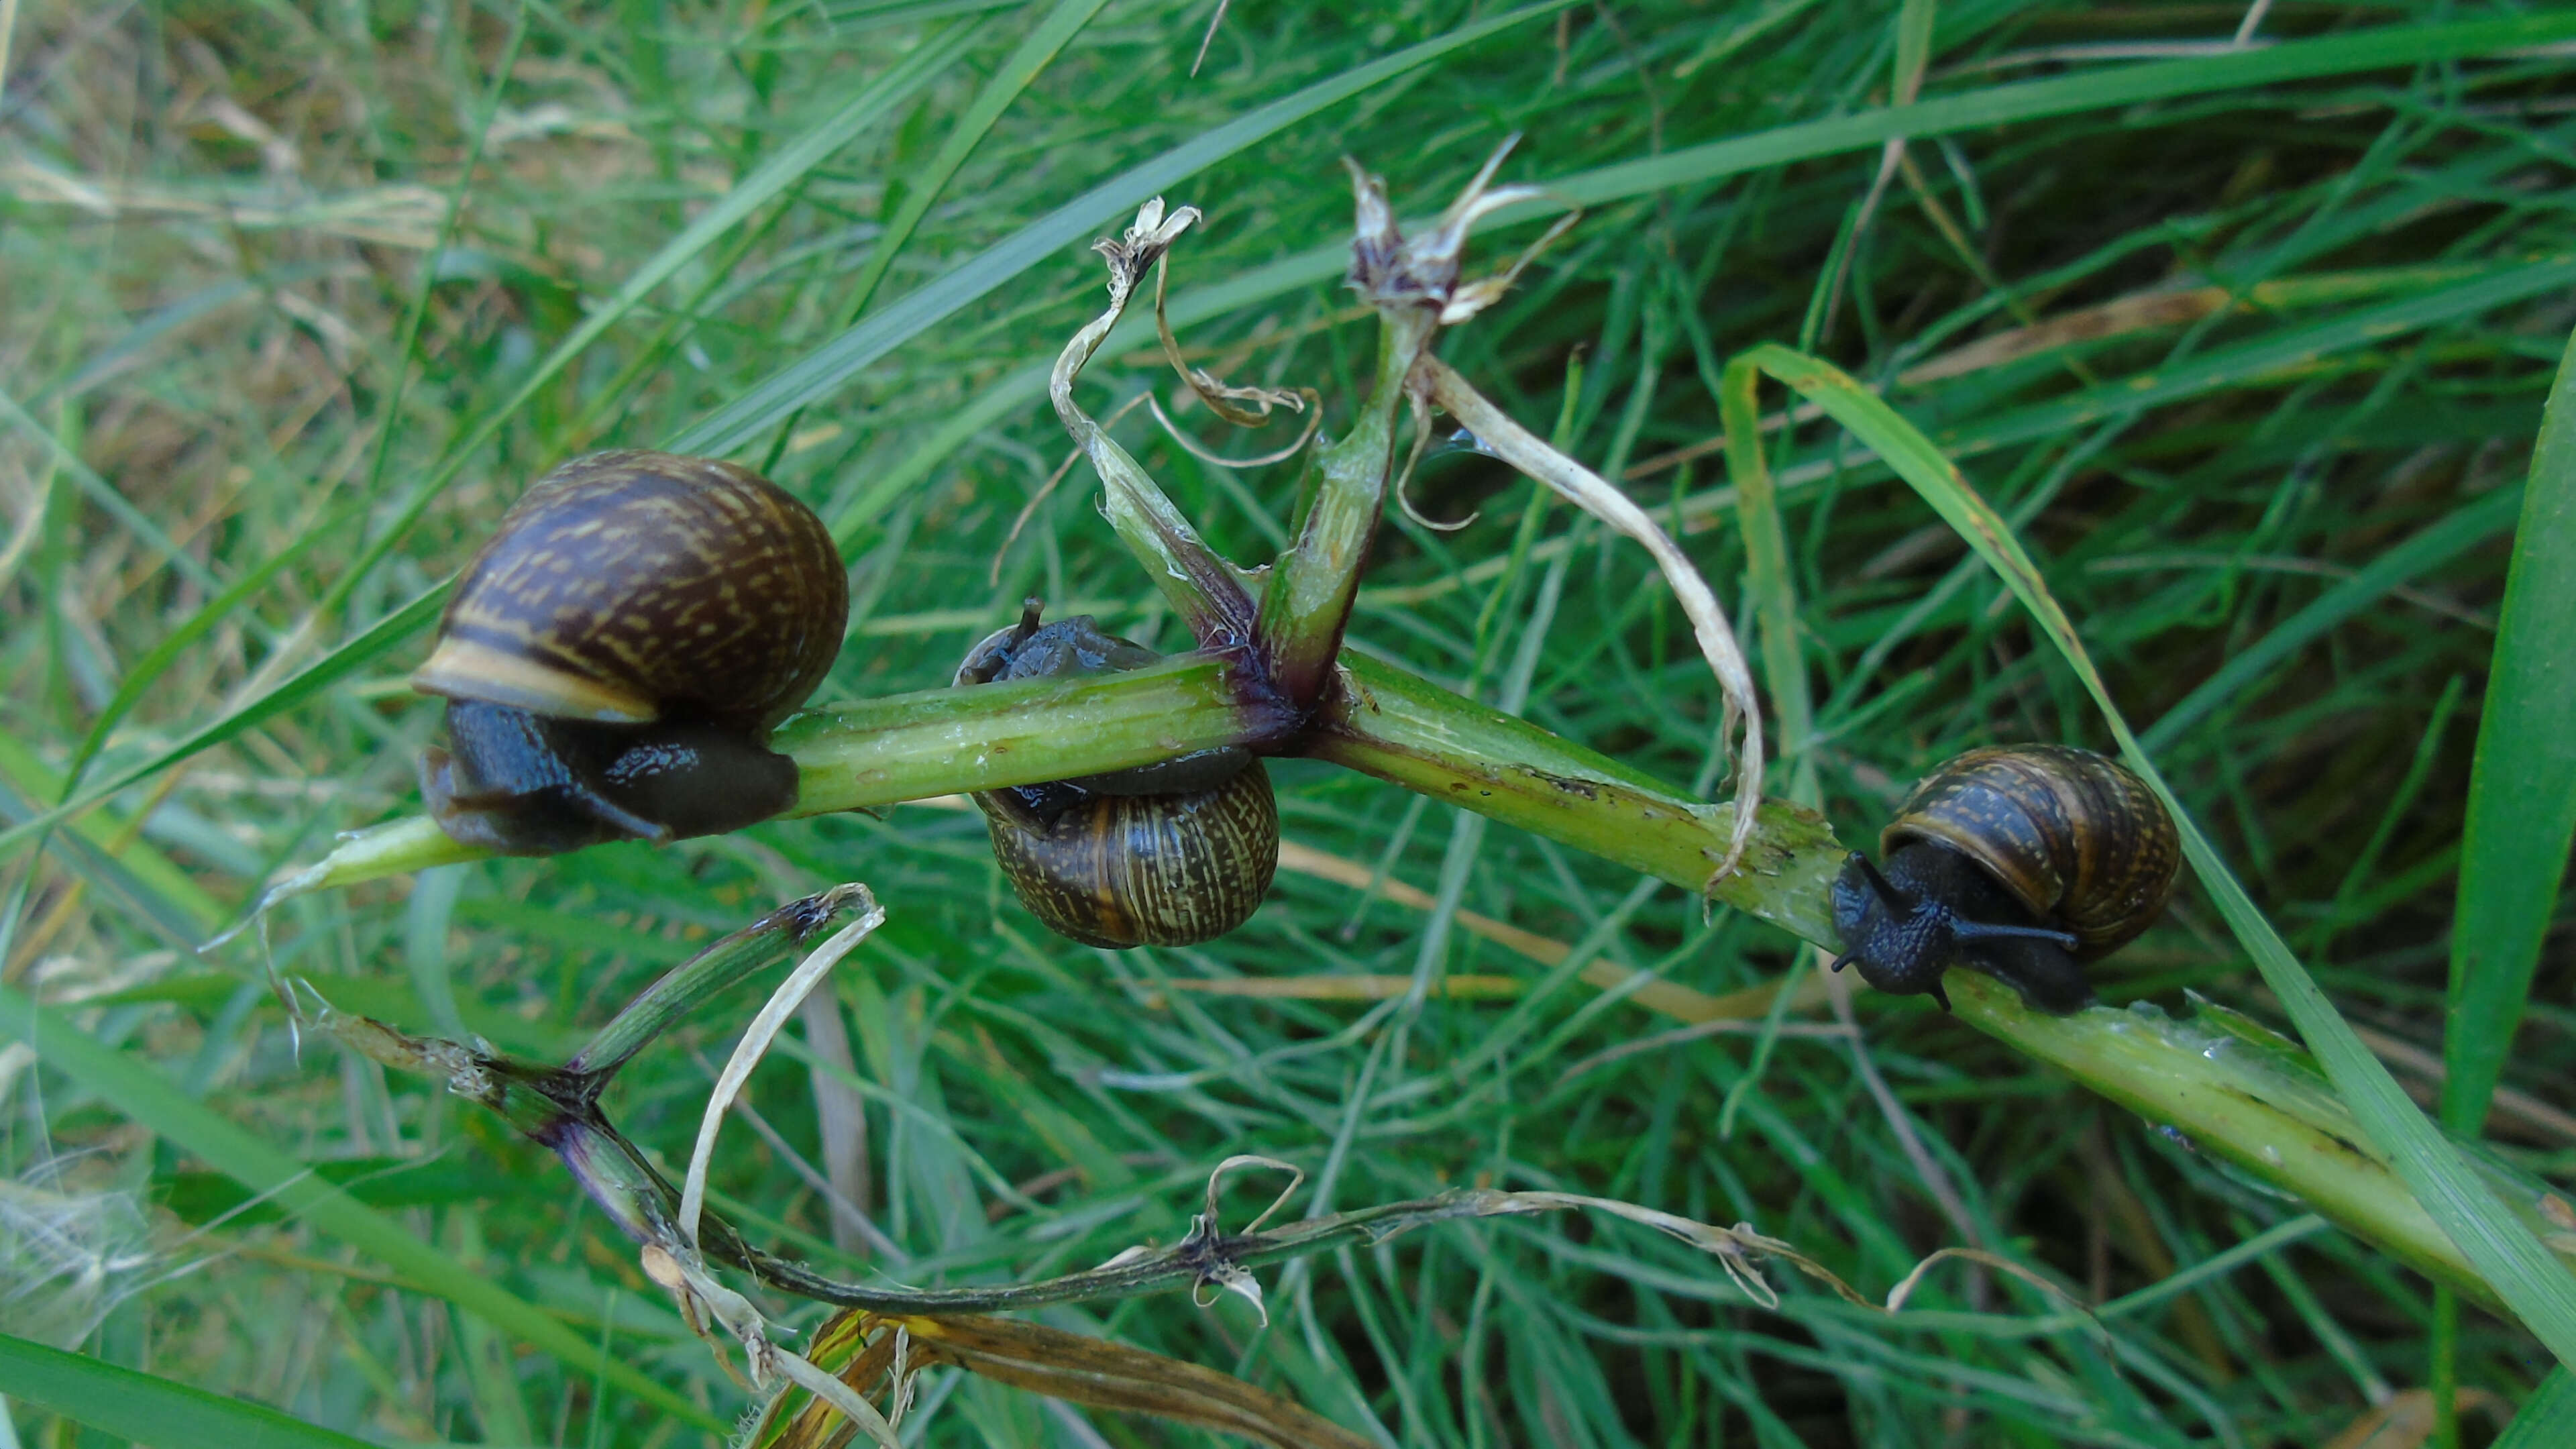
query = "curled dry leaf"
xmin=1155 ymin=256 xmax=1309 ymax=428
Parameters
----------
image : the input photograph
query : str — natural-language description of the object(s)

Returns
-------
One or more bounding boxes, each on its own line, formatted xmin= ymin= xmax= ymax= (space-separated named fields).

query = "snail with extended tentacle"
xmin=413 ymin=450 xmax=848 ymax=855
xmin=953 ymin=602 xmax=1277 ymax=948
xmin=1830 ymin=745 xmax=2180 ymax=1014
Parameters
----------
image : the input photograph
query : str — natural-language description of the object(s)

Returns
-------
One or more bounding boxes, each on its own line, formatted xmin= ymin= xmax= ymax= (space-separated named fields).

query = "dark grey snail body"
xmin=414 ymin=450 xmax=849 ymax=855
xmin=955 ymin=603 xmax=1277 ymax=948
xmin=1831 ymin=745 xmax=2179 ymax=1014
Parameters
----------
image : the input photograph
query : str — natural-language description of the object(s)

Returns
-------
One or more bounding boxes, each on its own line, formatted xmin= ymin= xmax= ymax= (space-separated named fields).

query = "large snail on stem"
xmin=953 ymin=602 xmax=1278 ymax=948
xmin=1830 ymin=745 xmax=2180 ymax=1014
xmin=413 ymin=450 xmax=849 ymax=855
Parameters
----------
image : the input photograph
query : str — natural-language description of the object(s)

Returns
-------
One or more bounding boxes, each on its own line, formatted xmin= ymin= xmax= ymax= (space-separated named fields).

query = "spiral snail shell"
xmin=413 ymin=449 xmax=847 ymax=855
xmin=1830 ymin=745 xmax=2179 ymax=1014
xmin=955 ymin=602 xmax=1277 ymax=948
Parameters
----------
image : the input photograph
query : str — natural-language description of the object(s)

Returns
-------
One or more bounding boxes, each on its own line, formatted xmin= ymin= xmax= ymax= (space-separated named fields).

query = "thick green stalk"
xmin=1256 ymin=309 xmax=1436 ymax=704
xmin=1312 ymin=653 xmax=1840 ymax=945
xmin=773 ymin=653 xmax=1293 ymax=810
xmin=1960 ymin=977 xmax=2572 ymax=1319
xmin=241 ymin=655 xmax=1288 ymax=909
xmin=1304 ymin=657 xmax=2575 ymax=1320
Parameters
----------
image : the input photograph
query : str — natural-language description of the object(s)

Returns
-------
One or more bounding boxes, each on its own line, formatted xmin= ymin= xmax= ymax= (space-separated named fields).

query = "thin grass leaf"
xmin=0 ymin=582 xmax=448 ymax=860
xmin=2140 ymin=486 xmax=2524 ymax=753
xmin=1942 ymin=260 xmax=2576 ymax=466
xmin=62 ymin=508 xmax=347 ymax=788
xmin=0 ymin=384 xmax=223 ymax=596
xmin=2493 ymin=1368 xmax=2576 ymax=1449
xmin=0 ymin=1332 xmax=374 ymax=1449
xmin=2444 ymin=326 xmax=2576 ymax=1134
xmin=668 ymin=0 xmax=1582 ymax=458
xmin=1735 ymin=340 xmax=2576 ymax=1366
xmin=0 ymin=984 xmax=726 ymax=1430
xmin=0 ymin=733 xmax=229 ymax=936
xmin=1719 ymin=353 xmax=1815 ymax=792
xmin=1549 ymin=12 xmax=2576 ymax=209
xmin=321 ymin=21 xmax=988 ymax=605
xmin=830 ymin=0 xmax=1112 ymax=343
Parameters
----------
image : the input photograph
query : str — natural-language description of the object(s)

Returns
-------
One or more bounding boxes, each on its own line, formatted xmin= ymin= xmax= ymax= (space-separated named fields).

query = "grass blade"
xmin=0 ymin=581 xmax=449 ymax=861
xmin=0 ymin=1332 xmax=373 ymax=1449
xmin=1940 ymin=260 xmax=2576 ymax=466
xmin=1735 ymin=341 xmax=2576 ymax=1365
xmin=2444 ymin=326 xmax=2576 ymax=1134
xmin=0 ymin=985 xmax=724 ymax=1430
xmin=830 ymin=0 xmax=1113 ymax=342
xmin=667 ymin=0 xmax=1581 ymax=458
xmin=62 ymin=508 xmax=347 ymax=788
xmin=0 ymin=735 xmax=227 ymax=949
xmin=1552 ymin=13 xmax=2576 ymax=209
xmin=2493 ymin=1368 xmax=2576 ymax=1448
xmin=2140 ymin=486 xmax=2524 ymax=753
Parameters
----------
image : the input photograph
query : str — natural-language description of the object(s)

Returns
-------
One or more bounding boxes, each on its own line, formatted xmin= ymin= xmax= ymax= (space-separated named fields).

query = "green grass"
xmin=4 ymin=1 xmax=2574 ymax=1445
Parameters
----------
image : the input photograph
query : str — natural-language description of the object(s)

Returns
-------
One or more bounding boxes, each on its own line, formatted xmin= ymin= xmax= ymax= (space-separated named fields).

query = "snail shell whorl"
xmin=979 ymin=767 xmax=1279 ymax=949
xmin=1881 ymin=744 xmax=2178 ymax=961
xmin=956 ymin=606 xmax=1277 ymax=948
xmin=415 ymin=449 xmax=845 ymax=729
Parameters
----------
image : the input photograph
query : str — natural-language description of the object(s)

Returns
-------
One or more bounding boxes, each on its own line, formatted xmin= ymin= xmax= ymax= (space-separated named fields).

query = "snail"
xmin=413 ymin=450 xmax=848 ymax=855
xmin=1829 ymin=745 xmax=2179 ymax=1014
xmin=953 ymin=602 xmax=1277 ymax=948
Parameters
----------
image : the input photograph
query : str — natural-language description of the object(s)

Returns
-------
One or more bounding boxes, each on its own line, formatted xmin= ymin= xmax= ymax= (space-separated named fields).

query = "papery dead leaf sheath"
xmin=1049 ymin=200 xmax=1258 ymax=647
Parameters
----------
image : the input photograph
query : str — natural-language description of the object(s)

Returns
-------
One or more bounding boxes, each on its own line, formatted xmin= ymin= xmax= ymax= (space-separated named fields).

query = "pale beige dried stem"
xmin=643 ymin=1240 xmax=905 ymax=1448
xmin=680 ymin=890 xmax=885 ymax=1252
xmin=1419 ymin=355 xmax=1765 ymax=879
xmin=1144 ymin=390 xmax=1321 ymax=470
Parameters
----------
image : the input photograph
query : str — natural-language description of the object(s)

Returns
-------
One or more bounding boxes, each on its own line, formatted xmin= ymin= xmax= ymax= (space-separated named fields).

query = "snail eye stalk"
xmin=1849 ymin=853 xmax=1910 ymax=913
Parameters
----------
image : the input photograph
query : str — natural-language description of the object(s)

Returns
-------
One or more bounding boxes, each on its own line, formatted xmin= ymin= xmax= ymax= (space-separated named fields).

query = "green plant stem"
xmin=1258 ymin=309 xmax=1438 ymax=706
xmin=1955 ymin=976 xmax=2560 ymax=1319
xmin=775 ymin=652 xmax=1296 ymax=808
xmin=565 ymin=887 xmax=866 ymax=1078
xmin=1312 ymin=653 xmax=1839 ymax=945
xmin=229 ymin=655 xmax=1295 ymax=908
xmin=249 ymin=616 xmax=2576 ymax=1328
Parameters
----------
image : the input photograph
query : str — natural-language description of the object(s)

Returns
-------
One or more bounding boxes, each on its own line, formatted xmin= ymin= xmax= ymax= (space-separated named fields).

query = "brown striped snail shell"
xmin=955 ymin=602 xmax=1277 ymax=949
xmin=1830 ymin=745 xmax=2179 ymax=1014
xmin=413 ymin=450 xmax=848 ymax=855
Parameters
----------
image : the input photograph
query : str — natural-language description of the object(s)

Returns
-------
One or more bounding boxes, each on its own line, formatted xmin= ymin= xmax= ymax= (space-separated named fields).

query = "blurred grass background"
xmin=3 ymin=0 xmax=2574 ymax=1444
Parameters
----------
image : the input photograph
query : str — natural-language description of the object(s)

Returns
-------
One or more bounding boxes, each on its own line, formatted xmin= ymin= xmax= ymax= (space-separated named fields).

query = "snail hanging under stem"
xmin=954 ymin=602 xmax=1277 ymax=948
xmin=1830 ymin=745 xmax=2180 ymax=1014
xmin=413 ymin=449 xmax=849 ymax=855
